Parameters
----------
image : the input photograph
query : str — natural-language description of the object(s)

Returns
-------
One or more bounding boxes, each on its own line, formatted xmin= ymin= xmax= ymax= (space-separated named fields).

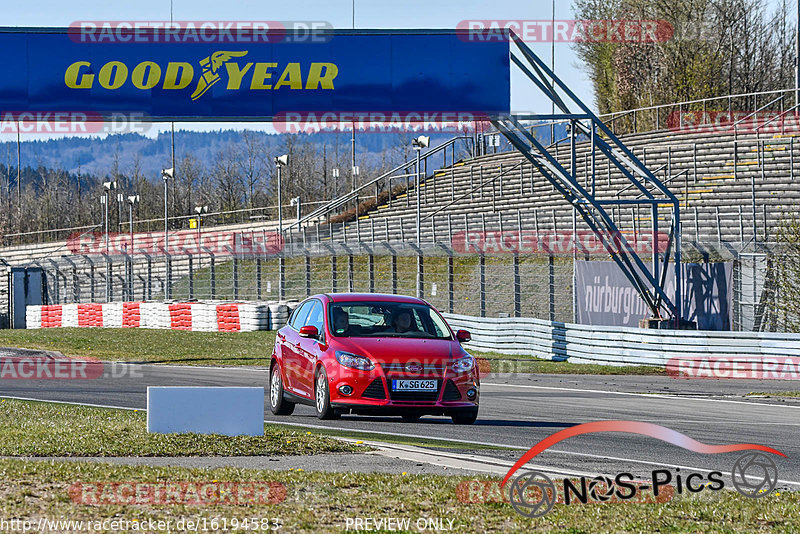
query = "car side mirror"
xmin=299 ymin=325 xmax=319 ymax=338
xmin=456 ymin=329 xmax=471 ymax=343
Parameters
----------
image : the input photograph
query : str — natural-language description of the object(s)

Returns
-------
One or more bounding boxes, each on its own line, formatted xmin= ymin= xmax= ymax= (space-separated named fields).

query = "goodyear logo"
xmin=64 ymin=51 xmax=338 ymax=99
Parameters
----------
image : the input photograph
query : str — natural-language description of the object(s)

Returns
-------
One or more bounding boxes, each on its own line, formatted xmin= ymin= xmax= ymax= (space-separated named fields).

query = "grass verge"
xmin=747 ymin=391 xmax=800 ymax=398
xmin=0 ymin=398 xmax=359 ymax=457
xmin=0 ymin=328 xmax=275 ymax=366
xmin=0 ymin=328 xmax=665 ymax=375
xmin=0 ymin=459 xmax=796 ymax=533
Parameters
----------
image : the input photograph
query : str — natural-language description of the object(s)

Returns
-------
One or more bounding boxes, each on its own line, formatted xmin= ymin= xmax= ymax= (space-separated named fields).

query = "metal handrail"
xmin=756 ymin=102 xmax=800 ymax=133
xmin=421 ymin=161 xmax=523 ymax=222
xmin=733 ymin=95 xmax=783 ymax=135
xmin=282 ymin=135 xmax=473 ymax=232
xmin=505 ymin=88 xmax=799 ymax=141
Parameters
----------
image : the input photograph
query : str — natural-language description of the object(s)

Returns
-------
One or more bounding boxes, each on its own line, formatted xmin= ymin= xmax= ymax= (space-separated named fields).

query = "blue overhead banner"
xmin=0 ymin=28 xmax=510 ymax=121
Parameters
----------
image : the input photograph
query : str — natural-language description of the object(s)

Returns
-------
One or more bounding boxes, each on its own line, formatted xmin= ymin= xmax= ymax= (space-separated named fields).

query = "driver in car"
xmin=392 ymin=310 xmax=414 ymax=333
xmin=333 ymin=308 xmax=350 ymax=334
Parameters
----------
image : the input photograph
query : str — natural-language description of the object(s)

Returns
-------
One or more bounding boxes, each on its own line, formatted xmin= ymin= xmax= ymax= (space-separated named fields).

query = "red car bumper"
xmin=327 ymin=362 xmax=479 ymax=414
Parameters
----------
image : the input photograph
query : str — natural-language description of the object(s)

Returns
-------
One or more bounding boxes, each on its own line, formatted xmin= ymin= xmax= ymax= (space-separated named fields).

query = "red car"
xmin=269 ymin=293 xmax=479 ymax=424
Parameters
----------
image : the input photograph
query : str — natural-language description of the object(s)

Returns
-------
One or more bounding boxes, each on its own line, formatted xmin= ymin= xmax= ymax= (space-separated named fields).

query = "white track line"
xmin=482 ymin=382 xmax=800 ymax=409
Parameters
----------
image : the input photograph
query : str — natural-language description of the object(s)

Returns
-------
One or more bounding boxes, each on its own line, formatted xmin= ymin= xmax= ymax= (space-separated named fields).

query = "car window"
xmin=328 ymin=301 xmax=452 ymax=339
xmin=304 ymin=300 xmax=324 ymax=332
xmin=290 ymin=301 xmax=313 ymax=329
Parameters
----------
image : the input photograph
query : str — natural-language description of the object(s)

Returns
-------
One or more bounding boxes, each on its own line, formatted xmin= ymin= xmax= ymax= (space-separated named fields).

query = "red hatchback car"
xmin=269 ymin=293 xmax=480 ymax=424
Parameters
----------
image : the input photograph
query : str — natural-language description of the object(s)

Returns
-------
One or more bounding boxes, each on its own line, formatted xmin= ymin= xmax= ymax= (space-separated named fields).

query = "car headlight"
xmin=335 ymin=351 xmax=375 ymax=371
xmin=451 ymin=355 xmax=475 ymax=373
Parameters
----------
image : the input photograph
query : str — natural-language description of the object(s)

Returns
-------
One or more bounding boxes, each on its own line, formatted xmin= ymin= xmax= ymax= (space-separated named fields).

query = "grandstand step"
xmin=725 ymin=160 xmax=759 ymax=166
xmin=687 ymin=189 xmax=713 ymax=194
xmin=377 ymin=205 xmax=389 ymax=209
xmin=358 ymin=216 xmax=369 ymax=220
xmin=702 ymin=174 xmax=735 ymax=181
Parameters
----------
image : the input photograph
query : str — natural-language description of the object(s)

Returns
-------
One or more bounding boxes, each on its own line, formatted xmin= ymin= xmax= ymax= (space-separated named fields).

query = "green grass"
xmin=0 ymin=399 xmax=359 ymax=457
xmin=0 ymin=459 xmax=796 ymax=533
xmin=747 ymin=391 xmax=800 ymax=398
xmin=0 ymin=328 xmax=275 ymax=366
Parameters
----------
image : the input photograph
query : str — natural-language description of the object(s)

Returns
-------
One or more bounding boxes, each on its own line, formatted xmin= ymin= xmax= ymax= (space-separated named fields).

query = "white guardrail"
xmin=442 ymin=313 xmax=800 ymax=367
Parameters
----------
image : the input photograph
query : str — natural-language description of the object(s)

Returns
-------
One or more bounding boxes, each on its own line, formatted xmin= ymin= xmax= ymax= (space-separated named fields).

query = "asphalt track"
xmin=2 ymin=358 xmax=799 ymax=489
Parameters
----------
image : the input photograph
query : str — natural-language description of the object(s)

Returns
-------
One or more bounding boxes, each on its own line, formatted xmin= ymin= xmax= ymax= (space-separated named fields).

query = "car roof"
xmin=322 ymin=293 xmax=427 ymax=305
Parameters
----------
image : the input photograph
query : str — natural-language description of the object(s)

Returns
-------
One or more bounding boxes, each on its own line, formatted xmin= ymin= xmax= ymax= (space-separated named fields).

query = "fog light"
xmin=466 ymin=388 xmax=477 ymax=400
xmin=338 ymin=385 xmax=354 ymax=396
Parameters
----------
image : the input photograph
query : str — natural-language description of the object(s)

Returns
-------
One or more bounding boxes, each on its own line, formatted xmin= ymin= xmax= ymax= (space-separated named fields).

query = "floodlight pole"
xmin=415 ymin=145 xmax=422 ymax=246
xmin=104 ymin=190 xmax=109 ymax=255
xmin=277 ymin=164 xmax=283 ymax=234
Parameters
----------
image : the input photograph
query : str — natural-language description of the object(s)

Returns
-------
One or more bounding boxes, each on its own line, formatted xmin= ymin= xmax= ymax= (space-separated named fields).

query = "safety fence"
xmin=443 ymin=312 xmax=800 ymax=375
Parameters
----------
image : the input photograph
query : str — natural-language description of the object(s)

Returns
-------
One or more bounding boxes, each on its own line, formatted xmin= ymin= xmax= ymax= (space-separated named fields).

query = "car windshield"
xmin=329 ymin=301 xmax=452 ymax=339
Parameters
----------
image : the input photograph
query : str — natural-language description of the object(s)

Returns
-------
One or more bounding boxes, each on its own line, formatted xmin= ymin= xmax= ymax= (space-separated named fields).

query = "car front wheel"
xmin=451 ymin=407 xmax=478 ymax=425
xmin=270 ymin=363 xmax=295 ymax=416
xmin=314 ymin=367 xmax=339 ymax=420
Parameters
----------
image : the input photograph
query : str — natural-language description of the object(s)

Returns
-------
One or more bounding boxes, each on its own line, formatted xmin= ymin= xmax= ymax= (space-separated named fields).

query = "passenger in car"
xmin=333 ymin=308 xmax=350 ymax=334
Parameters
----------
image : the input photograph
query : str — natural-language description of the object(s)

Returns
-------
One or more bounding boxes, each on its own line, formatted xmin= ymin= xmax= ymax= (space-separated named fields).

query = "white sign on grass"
xmin=147 ymin=387 xmax=264 ymax=436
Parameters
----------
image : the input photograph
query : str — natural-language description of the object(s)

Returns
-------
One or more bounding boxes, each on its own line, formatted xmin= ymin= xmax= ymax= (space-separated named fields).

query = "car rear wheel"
xmin=314 ymin=368 xmax=339 ymax=420
xmin=269 ymin=363 xmax=295 ymax=416
xmin=451 ymin=407 xmax=478 ymax=425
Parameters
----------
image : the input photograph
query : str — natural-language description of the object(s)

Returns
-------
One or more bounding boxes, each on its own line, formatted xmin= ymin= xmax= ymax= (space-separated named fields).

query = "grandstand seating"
xmin=300 ymin=116 xmax=800 ymax=249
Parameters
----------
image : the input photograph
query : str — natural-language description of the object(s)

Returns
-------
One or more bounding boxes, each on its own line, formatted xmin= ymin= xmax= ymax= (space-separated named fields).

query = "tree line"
xmin=0 ymin=130 xmax=425 ymax=243
xmin=573 ymin=0 xmax=796 ymax=115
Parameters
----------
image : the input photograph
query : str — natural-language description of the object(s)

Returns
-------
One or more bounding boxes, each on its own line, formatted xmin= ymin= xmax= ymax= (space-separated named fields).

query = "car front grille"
xmin=361 ymin=378 xmax=386 ymax=400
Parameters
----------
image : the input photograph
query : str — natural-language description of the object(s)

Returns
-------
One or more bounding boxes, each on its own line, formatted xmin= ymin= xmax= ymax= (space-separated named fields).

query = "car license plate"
xmin=392 ymin=379 xmax=437 ymax=392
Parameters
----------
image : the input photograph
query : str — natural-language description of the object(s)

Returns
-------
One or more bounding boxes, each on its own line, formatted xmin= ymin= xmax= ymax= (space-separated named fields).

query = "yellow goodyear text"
xmin=64 ymin=60 xmax=338 ymax=91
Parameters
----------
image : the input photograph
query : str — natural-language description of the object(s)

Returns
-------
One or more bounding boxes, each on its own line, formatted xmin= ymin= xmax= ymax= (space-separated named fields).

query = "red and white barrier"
xmin=25 ymin=301 xmax=286 ymax=332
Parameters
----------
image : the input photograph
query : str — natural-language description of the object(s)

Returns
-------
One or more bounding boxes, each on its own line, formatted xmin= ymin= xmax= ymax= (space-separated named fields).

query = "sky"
xmin=0 ymin=0 xmax=594 ymax=141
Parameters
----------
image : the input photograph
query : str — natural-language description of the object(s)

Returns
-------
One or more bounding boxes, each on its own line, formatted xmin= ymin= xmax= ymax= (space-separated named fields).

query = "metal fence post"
xmin=391 ymin=253 xmax=397 ymax=294
xmin=233 ymin=257 xmax=240 ymax=300
xmin=146 ymin=255 xmax=152 ymax=300
xmin=256 ymin=258 xmax=262 ymax=299
xmin=278 ymin=256 xmax=284 ymax=300
xmin=331 ymin=255 xmax=338 ymax=292
xmin=165 ymin=255 xmax=171 ymax=300
xmin=348 ymin=254 xmax=354 ymax=293
xmin=513 ymin=253 xmax=521 ymax=318
xmin=448 ymin=253 xmax=454 ymax=314
xmin=105 ymin=256 xmax=112 ymax=302
xmin=368 ymin=253 xmax=375 ymax=293
xmin=417 ymin=252 xmax=424 ymax=299
xmin=549 ymin=254 xmax=555 ymax=322
xmin=479 ymin=254 xmax=486 ymax=318
xmin=305 ymin=255 xmax=311 ymax=297
xmin=188 ymin=254 xmax=194 ymax=300
xmin=209 ymin=255 xmax=216 ymax=300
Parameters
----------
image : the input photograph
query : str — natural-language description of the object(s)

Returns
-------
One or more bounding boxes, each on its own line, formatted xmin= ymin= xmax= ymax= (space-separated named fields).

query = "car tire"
xmin=269 ymin=363 xmax=295 ymax=416
xmin=401 ymin=412 xmax=423 ymax=423
xmin=451 ymin=407 xmax=478 ymax=425
xmin=314 ymin=367 xmax=339 ymax=420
